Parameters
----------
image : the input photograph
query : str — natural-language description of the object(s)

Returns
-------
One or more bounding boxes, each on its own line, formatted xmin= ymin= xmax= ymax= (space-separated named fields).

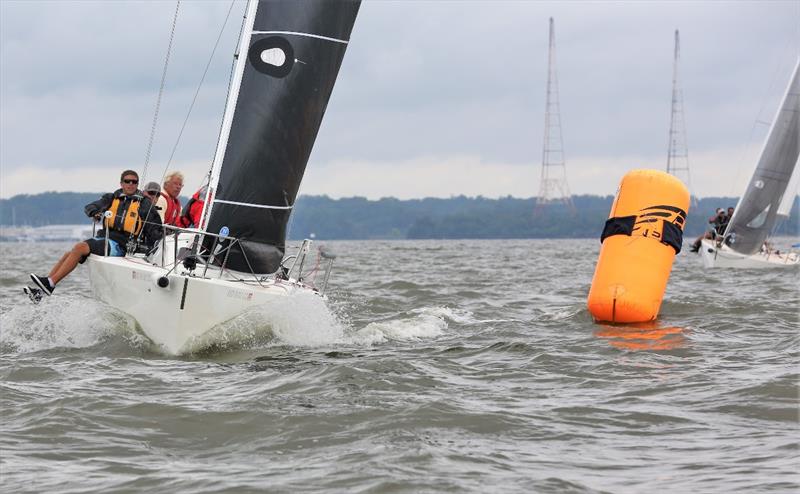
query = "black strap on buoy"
xmin=660 ymin=220 xmax=683 ymax=254
xmin=600 ymin=215 xmax=636 ymax=243
xmin=601 ymin=215 xmax=684 ymax=254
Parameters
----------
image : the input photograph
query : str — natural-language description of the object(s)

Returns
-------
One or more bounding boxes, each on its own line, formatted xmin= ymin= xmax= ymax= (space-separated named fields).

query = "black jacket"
xmin=85 ymin=189 xmax=163 ymax=248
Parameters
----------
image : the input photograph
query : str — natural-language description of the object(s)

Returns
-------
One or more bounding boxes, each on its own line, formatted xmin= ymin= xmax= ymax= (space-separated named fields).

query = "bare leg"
xmin=48 ymin=251 xmax=72 ymax=279
xmin=50 ymin=241 xmax=91 ymax=285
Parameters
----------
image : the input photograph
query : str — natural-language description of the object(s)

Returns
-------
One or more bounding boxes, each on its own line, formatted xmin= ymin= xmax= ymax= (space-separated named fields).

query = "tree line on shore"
xmin=1 ymin=192 xmax=798 ymax=239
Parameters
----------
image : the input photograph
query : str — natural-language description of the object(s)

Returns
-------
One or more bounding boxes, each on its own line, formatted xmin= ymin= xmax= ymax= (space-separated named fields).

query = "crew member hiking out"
xmin=689 ymin=208 xmax=728 ymax=253
xmin=25 ymin=170 xmax=163 ymax=303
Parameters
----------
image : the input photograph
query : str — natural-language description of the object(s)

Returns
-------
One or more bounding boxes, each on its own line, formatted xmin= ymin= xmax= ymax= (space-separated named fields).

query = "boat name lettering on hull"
xmin=227 ymin=289 xmax=253 ymax=301
xmin=131 ymin=270 xmax=149 ymax=281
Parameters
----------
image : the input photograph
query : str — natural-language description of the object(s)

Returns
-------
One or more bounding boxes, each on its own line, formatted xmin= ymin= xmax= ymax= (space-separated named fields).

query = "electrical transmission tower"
xmin=666 ymin=29 xmax=695 ymax=199
xmin=535 ymin=17 xmax=575 ymax=215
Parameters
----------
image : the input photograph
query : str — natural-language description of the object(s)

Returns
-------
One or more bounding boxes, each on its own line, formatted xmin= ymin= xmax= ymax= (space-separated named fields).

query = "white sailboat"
xmin=701 ymin=59 xmax=800 ymax=269
xmin=87 ymin=0 xmax=360 ymax=354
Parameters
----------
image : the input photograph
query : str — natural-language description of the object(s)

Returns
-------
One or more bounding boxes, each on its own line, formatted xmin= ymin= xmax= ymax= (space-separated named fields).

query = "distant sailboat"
xmin=701 ymin=59 xmax=800 ymax=268
xmin=87 ymin=0 xmax=361 ymax=353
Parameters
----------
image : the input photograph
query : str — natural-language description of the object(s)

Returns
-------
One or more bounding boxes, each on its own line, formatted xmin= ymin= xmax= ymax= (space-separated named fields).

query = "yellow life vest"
xmin=104 ymin=196 xmax=144 ymax=236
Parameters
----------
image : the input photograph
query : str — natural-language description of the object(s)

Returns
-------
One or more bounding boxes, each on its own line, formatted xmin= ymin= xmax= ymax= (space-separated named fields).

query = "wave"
xmin=0 ymin=295 xmax=143 ymax=354
xmin=346 ymin=306 xmax=476 ymax=345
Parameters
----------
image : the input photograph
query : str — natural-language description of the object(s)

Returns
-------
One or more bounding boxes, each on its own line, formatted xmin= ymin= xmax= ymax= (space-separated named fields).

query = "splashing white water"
xmin=411 ymin=306 xmax=477 ymax=325
xmin=186 ymin=291 xmax=346 ymax=353
xmin=347 ymin=306 xmax=473 ymax=345
xmin=0 ymin=296 xmax=139 ymax=354
xmin=1 ymin=292 xmax=474 ymax=355
xmin=266 ymin=292 xmax=345 ymax=346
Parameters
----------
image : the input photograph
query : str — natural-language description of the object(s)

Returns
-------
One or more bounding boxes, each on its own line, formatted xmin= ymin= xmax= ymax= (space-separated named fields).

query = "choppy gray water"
xmin=1 ymin=239 xmax=798 ymax=493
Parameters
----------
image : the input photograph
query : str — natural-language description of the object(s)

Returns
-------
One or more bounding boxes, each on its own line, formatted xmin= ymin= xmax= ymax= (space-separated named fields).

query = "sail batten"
xmin=252 ymin=30 xmax=351 ymax=44
xmin=202 ymin=0 xmax=360 ymax=274
xmin=213 ymin=199 xmax=294 ymax=210
xmin=725 ymin=59 xmax=800 ymax=255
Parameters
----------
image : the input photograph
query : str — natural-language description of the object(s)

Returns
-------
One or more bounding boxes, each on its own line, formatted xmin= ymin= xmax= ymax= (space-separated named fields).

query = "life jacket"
xmin=180 ymin=189 xmax=204 ymax=228
xmin=105 ymin=194 xmax=144 ymax=237
xmin=159 ymin=191 xmax=181 ymax=225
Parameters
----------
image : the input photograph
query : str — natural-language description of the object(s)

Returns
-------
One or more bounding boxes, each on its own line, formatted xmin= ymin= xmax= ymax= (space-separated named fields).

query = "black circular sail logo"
xmin=248 ymin=36 xmax=294 ymax=78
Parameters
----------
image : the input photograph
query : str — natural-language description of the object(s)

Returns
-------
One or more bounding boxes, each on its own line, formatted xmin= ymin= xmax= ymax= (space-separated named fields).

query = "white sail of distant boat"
xmin=701 ymin=58 xmax=800 ymax=268
xmin=87 ymin=0 xmax=361 ymax=354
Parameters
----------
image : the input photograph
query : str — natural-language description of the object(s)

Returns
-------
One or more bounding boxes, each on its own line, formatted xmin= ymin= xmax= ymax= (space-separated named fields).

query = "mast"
xmin=666 ymin=29 xmax=694 ymax=199
xmin=199 ymin=0 xmax=259 ymax=230
xmin=201 ymin=0 xmax=360 ymax=274
xmin=535 ymin=17 xmax=574 ymax=215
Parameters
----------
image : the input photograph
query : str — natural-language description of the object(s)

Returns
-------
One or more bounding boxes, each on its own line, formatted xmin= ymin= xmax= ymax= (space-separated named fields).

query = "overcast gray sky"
xmin=1 ymin=0 xmax=798 ymax=199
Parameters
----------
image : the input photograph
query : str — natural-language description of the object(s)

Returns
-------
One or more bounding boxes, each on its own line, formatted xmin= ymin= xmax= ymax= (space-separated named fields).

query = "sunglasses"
xmin=122 ymin=179 xmax=139 ymax=185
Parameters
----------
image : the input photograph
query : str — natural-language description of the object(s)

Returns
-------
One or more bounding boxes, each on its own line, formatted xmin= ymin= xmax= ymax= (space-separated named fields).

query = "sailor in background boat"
xmin=26 ymin=170 xmax=163 ymax=301
xmin=689 ymin=208 xmax=728 ymax=253
xmin=154 ymin=171 xmax=184 ymax=226
xmin=722 ymin=206 xmax=734 ymax=231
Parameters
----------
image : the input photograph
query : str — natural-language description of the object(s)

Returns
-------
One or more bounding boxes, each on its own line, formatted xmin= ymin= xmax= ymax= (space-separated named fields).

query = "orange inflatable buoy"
xmin=587 ymin=169 xmax=690 ymax=323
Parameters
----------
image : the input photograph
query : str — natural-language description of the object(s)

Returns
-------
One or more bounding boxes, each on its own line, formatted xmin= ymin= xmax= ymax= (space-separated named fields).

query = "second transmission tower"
xmin=666 ymin=29 xmax=694 ymax=199
xmin=536 ymin=17 xmax=574 ymax=215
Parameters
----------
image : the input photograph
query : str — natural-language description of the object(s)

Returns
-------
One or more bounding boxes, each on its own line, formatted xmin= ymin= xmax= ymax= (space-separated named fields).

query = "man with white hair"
xmin=156 ymin=171 xmax=184 ymax=226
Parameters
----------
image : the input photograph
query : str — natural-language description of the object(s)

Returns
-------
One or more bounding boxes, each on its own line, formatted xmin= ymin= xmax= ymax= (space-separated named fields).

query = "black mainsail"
xmin=201 ymin=0 xmax=360 ymax=274
xmin=725 ymin=59 xmax=800 ymax=255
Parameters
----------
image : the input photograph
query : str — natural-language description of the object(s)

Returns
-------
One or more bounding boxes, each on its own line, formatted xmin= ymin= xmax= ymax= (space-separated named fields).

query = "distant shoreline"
xmin=2 ymin=192 xmax=798 ymax=240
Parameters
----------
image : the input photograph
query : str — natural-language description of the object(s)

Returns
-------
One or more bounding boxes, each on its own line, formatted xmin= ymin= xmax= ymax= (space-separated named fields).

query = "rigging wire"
xmin=162 ymin=0 xmax=238 ymax=173
xmin=198 ymin=0 xmax=252 ymax=231
xmin=727 ymin=37 xmax=796 ymax=200
xmin=217 ymin=1 xmax=250 ymax=167
xmin=141 ymin=0 xmax=181 ymax=182
xmin=137 ymin=0 xmax=237 ymax=245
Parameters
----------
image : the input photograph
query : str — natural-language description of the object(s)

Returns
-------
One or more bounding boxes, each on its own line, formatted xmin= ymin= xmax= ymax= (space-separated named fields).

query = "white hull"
xmin=700 ymin=239 xmax=800 ymax=269
xmin=87 ymin=238 xmax=321 ymax=355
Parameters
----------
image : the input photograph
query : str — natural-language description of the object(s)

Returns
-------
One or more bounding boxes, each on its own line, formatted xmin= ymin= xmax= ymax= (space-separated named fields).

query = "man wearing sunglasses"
xmin=26 ymin=170 xmax=163 ymax=302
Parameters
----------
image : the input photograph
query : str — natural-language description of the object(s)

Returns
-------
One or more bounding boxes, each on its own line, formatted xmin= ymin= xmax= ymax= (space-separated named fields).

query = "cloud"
xmin=1 ymin=0 xmax=798 ymax=199
xmin=0 ymin=140 xmax=776 ymax=202
xmin=0 ymin=160 xmax=213 ymax=199
xmin=299 ymin=142 xmax=763 ymax=200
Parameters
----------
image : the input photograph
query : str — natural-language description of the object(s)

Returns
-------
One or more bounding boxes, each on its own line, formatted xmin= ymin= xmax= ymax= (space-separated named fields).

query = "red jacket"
xmin=178 ymin=189 xmax=205 ymax=228
xmin=159 ymin=192 xmax=182 ymax=226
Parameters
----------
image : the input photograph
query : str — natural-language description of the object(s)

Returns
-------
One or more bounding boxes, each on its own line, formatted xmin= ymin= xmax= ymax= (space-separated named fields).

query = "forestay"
xmin=201 ymin=0 xmax=360 ymax=274
xmin=725 ymin=59 xmax=800 ymax=255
